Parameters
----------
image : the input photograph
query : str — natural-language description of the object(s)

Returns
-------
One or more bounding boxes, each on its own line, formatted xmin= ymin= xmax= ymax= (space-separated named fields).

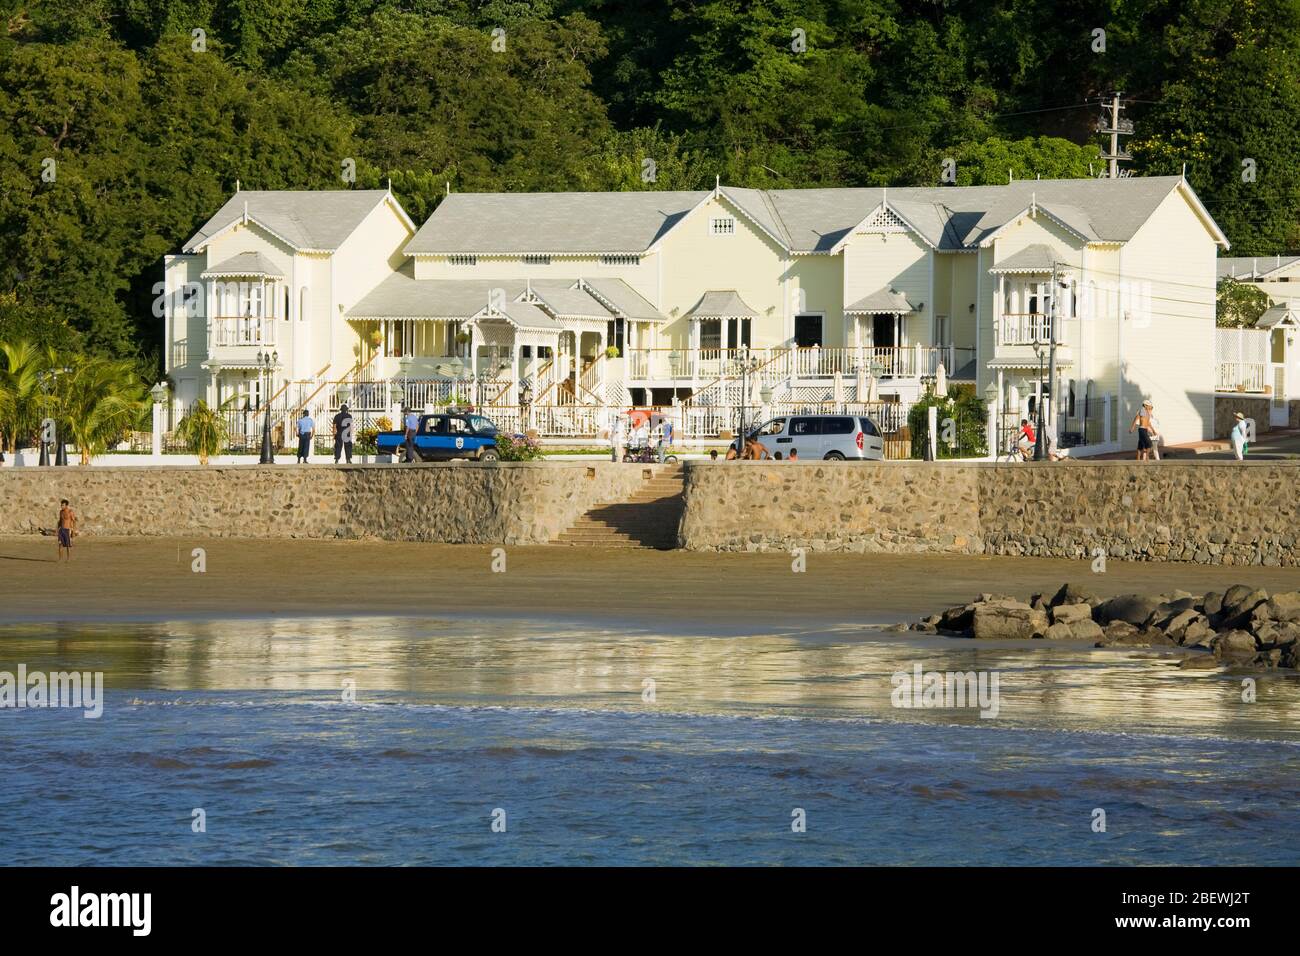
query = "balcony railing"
xmin=210 ymin=316 xmax=276 ymax=348
xmin=625 ymin=346 xmax=970 ymax=381
xmin=997 ymin=313 xmax=1059 ymax=346
xmin=1216 ymin=362 xmax=1269 ymax=393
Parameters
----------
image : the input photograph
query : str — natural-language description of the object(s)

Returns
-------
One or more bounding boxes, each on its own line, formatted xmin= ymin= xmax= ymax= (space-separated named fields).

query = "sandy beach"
xmin=4 ymin=534 xmax=1300 ymax=626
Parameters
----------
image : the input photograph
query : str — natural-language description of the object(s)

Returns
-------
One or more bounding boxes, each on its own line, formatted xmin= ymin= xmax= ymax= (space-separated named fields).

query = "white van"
xmin=749 ymin=414 xmax=885 ymax=460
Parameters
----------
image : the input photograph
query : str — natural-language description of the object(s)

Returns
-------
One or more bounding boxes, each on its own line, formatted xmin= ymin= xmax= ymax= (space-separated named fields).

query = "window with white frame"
xmin=710 ymin=217 xmax=736 ymax=236
xmin=522 ymin=254 xmax=550 ymax=265
xmin=600 ymin=254 xmax=640 ymax=266
xmin=448 ymin=255 xmax=477 ymax=266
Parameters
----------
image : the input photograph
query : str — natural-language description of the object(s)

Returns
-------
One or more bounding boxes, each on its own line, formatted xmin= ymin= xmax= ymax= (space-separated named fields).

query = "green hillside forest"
xmin=3 ymin=0 xmax=1299 ymax=377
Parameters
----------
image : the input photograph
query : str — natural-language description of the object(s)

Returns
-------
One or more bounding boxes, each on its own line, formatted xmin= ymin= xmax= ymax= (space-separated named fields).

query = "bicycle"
xmin=998 ymin=437 xmax=1031 ymax=464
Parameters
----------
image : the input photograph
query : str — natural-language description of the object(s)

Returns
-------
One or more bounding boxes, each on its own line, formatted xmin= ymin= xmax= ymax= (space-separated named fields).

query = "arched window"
xmin=283 ymin=286 xmax=291 ymax=322
xmin=299 ymin=286 xmax=310 ymax=323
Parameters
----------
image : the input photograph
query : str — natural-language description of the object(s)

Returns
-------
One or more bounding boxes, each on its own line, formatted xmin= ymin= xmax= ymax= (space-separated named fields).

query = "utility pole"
xmin=1097 ymin=93 xmax=1133 ymax=179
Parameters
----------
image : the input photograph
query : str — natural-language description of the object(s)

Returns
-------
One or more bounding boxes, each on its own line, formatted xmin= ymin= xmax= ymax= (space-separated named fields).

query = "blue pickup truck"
xmin=376 ymin=412 xmax=501 ymax=462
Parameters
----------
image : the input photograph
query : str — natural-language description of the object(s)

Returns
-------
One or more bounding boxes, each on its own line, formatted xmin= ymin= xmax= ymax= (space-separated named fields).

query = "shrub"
xmin=494 ymin=432 xmax=544 ymax=461
xmin=907 ymin=386 xmax=988 ymax=459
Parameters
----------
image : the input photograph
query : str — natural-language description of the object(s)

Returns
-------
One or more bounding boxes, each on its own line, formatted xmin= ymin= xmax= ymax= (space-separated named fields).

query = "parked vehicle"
xmin=746 ymin=414 xmax=885 ymax=460
xmin=376 ymin=413 xmax=500 ymax=462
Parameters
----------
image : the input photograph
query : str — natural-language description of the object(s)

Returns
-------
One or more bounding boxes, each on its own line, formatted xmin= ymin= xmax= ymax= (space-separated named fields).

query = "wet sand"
xmin=3 ymin=534 xmax=1299 ymax=626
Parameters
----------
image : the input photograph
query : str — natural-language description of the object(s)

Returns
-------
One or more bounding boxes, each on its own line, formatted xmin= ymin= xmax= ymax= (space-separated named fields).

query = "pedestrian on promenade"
xmin=1130 ymin=400 xmax=1157 ymax=461
xmin=56 ymin=498 xmax=77 ymax=561
xmin=333 ymin=403 xmax=354 ymax=464
xmin=1230 ymin=411 xmax=1250 ymax=460
xmin=402 ymin=406 xmax=419 ymax=463
xmin=788 ymin=447 xmax=799 ymax=462
xmin=709 ymin=449 xmax=719 ymax=460
xmin=657 ymin=418 xmax=674 ymax=463
xmin=295 ymin=409 xmax=314 ymax=464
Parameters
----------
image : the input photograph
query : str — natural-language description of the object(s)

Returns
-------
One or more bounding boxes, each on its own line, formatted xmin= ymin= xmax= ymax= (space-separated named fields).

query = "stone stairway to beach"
xmin=551 ymin=464 xmax=685 ymax=549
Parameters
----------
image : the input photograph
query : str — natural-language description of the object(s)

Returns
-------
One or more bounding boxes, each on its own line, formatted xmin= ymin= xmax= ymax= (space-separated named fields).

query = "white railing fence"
xmin=1215 ymin=327 xmax=1270 ymax=392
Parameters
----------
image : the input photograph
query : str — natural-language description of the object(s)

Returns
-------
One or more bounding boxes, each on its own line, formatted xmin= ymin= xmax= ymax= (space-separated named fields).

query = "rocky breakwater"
xmin=910 ymin=583 xmax=1300 ymax=670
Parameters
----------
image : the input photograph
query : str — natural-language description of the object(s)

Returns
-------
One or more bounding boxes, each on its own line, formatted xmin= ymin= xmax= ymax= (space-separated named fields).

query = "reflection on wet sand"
xmin=2 ymin=617 xmax=1297 ymax=741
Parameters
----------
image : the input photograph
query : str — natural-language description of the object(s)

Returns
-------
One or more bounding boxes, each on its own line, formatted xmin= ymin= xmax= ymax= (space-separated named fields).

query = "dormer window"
xmin=710 ymin=217 xmax=736 ymax=236
xmin=522 ymin=254 xmax=551 ymax=265
xmin=449 ymin=255 xmax=477 ymax=266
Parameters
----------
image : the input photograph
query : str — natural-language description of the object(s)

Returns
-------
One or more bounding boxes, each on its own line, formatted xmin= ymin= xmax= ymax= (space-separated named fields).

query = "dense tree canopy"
xmin=3 ymin=0 xmax=1300 ymax=372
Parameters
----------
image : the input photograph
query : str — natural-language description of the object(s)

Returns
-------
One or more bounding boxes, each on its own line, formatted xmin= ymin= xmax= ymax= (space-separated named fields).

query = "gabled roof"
xmin=201 ymin=251 xmax=284 ymax=279
xmin=347 ymin=269 xmax=528 ymax=320
xmin=404 ymin=191 xmax=707 ymax=255
xmin=988 ymin=244 xmax=1059 ymax=274
xmin=1217 ymin=255 xmax=1300 ymax=280
xmin=1256 ymin=303 xmax=1300 ymax=328
xmin=400 ymin=176 xmax=1226 ymax=258
xmin=184 ymin=189 xmax=412 ymax=253
xmin=522 ymin=280 xmax=614 ymax=319
xmin=687 ymin=290 xmax=761 ymax=319
xmin=845 ymin=287 xmax=917 ymax=315
xmin=580 ymin=278 xmax=666 ymax=322
xmin=478 ymin=301 xmax=560 ymax=332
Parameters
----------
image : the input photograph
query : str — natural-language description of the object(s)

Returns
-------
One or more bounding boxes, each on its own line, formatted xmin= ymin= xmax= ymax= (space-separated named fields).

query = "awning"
xmin=989 ymin=244 xmax=1057 ymax=274
xmin=687 ymin=290 xmax=760 ymax=320
xmin=1256 ymin=303 xmax=1300 ymax=328
xmin=845 ymin=287 xmax=915 ymax=315
xmin=201 ymin=251 xmax=285 ymax=279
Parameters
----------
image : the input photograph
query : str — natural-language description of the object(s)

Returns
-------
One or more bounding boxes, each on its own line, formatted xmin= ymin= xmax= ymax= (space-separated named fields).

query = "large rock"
xmin=1178 ymin=654 xmax=1221 ymax=670
xmin=1069 ymin=619 xmax=1105 ymax=643
xmin=1042 ymin=622 xmax=1074 ymax=640
xmin=1146 ymin=597 xmax=1199 ymax=628
xmin=1095 ymin=594 xmax=1162 ymax=626
xmin=1051 ymin=602 xmax=1094 ymax=626
xmin=1050 ymin=582 xmax=1100 ymax=607
xmin=1220 ymin=584 xmax=1258 ymax=610
xmin=1213 ymin=629 xmax=1259 ymax=664
xmin=1181 ymin=619 xmax=1217 ymax=648
xmin=1202 ymin=591 xmax=1224 ymax=617
xmin=938 ymin=604 xmax=976 ymax=634
xmin=1217 ymin=588 xmax=1270 ymax=629
xmin=1163 ymin=609 xmax=1207 ymax=644
xmin=1260 ymin=591 xmax=1300 ymax=624
xmin=972 ymin=602 xmax=1049 ymax=639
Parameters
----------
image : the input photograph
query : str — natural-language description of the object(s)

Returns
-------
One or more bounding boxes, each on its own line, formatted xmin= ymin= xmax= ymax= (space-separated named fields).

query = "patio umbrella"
xmin=867 ymin=373 xmax=879 ymax=403
xmin=855 ymin=364 xmax=867 ymax=403
xmin=832 ymin=370 xmax=844 ymax=406
xmin=935 ymin=362 xmax=947 ymax=397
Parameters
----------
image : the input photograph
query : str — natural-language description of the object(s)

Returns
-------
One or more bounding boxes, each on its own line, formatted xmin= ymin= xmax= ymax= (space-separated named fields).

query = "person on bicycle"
xmin=1017 ymin=419 xmax=1036 ymax=460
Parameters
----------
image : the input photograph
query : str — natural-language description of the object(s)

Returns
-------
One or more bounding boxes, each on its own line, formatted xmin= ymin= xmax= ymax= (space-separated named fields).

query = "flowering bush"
xmin=494 ymin=432 xmax=544 ymax=461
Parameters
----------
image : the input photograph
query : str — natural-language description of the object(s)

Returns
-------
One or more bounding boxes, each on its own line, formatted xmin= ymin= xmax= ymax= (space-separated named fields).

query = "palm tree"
xmin=53 ymin=354 xmax=151 ymax=464
xmin=0 ymin=340 xmax=50 ymax=456
xmin=174 ymin=398 xmax=233 ymax=465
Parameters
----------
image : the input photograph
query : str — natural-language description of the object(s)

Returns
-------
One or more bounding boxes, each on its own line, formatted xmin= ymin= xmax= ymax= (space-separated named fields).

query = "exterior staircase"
xmin=552 ymin=464 xmax=685 ymax=549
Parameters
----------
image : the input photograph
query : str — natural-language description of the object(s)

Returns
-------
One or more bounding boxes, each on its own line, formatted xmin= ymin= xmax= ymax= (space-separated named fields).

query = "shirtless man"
xmin=1129 ymin=400 xmax=1158 ymax=461
xmin=57 ymin=498 xmax=77 ymax=561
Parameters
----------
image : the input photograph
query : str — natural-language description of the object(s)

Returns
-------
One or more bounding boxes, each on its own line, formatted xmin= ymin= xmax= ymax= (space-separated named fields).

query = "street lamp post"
xmin=737 ymin=355 xmax=760 ymax=451
xmin=257 ymin=349 xmax=279 ymax=465
xmin=150 ymin=381 xmax=169 ymax=461
xmin=1032 ymin=343 xmax=1045 ymax=460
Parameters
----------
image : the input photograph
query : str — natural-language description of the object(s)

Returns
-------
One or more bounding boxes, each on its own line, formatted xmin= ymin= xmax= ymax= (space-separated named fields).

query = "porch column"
xmin=996 ymin=275 xmax=1005 ymax=345
xmin=469 ymin=323 xmax=480 ymax=378
xmin=509 ymin=341 xmax=520 ymax=403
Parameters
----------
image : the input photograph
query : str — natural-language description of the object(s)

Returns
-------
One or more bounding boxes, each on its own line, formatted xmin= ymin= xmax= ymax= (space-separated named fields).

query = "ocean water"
xmin=1 ymin=616 xmax=1297 ymax=866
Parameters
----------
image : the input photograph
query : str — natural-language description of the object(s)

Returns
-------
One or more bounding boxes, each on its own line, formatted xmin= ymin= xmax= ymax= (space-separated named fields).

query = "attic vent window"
xmin=522 ymin=254 xmax=551 ymax=265
xmin=864 ymin=207 xmax=907 ymax=232
xmin=448 ymin=254 xmax=477 ymax=266
xmin=710 ymin=217 xmax=736 ymax=236
xmin=601 ymin=254 xmax=641 ymax=266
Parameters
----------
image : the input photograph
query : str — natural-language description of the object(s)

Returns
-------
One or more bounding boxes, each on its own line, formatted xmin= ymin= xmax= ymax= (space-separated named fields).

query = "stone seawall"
xmin=0 ymin=462 xmax=653 ymax=545
xmin=679 ymin=460 xmax=1300 ymax=567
